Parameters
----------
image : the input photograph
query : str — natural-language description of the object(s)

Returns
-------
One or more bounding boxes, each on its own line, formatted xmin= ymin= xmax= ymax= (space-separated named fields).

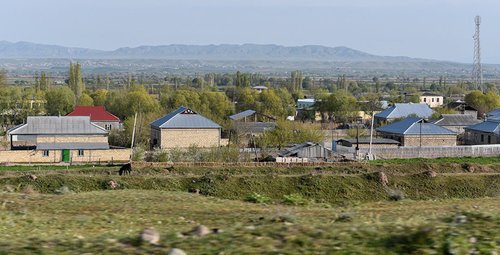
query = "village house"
xmin=277 ymin=142 xmax=332 ymax=162
xmin=447 ymin=100 xmax=478 ymax=118
xmin=150 ymin=106 xmax=221 ymax=149
xmin=464 ymin=120 xmax=500 ymax=145
xmin=376 ymin=116 xmax=457 ymax=146
xmin=430 ymin=114 xmax=481 ymax=135
xmin=374 ymin=103 xmax=434 ymax=125
xmin=5 ymin=116 xmax=129 ymax=163
xmin=419 ymin=93 xmax=443 ymax=108
xmin=67 ymin=106 xmax=121 ymax=131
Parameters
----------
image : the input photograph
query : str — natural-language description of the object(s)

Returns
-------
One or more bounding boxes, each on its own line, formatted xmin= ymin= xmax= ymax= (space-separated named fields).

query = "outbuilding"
xmin=150 ymin=106 xmax=221 ymax=149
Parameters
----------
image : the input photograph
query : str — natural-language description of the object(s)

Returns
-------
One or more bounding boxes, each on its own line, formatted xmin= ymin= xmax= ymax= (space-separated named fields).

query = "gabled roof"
xmin=487 ymin=108 xmax=500 ymax=116
xmin=487 ymin=114 xmax=500 ymax=122
xmin=374 ymin=103 xmax=434 ymax=119
xmin=230 ymin=110 xmax=256 ymax=120
xmin=377 ymin=116 xmax=456 ymax=135
xmin=9 ymin=116 xmax=108 ymax=135
xmin=465 ymin=121 xmax=500 ymax=135
xmin=430 ymin=114 xmax=481 ymax=126
xmin=67 ymin=106 xmax=120 ymax=122
xmin=150 ymin=106 xmax=221 ymax=129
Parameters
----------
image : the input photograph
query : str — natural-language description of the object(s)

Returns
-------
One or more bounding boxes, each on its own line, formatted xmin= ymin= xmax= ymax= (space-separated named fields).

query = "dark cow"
xmin=119 ymin=163 xmax=132 ymax=176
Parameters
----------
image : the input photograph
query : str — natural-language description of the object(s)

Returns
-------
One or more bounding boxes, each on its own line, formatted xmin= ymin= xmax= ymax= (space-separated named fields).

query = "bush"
xmin=150 ymin=148 xmax=168 ymax=162
xmin=387 ymin=188 xmax=405 ymax=201
xmin=246 ymin=193 xmax=272 ymax=204
xmin=282 ymin=193 xmax=311 ymax=206
xmin=131 ymin=146 xmax=146 ymax=161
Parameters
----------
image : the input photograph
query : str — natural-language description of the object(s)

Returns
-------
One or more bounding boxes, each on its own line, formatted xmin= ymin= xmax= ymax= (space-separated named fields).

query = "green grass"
xmin=0 ymin=190 xmax=498 ymax=254
xmin=371 ymin=156 xmax=500 ymax=165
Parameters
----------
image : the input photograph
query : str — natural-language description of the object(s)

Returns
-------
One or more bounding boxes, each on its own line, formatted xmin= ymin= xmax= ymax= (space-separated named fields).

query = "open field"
xmin=0 ymin=160 xmax=499 ymax=253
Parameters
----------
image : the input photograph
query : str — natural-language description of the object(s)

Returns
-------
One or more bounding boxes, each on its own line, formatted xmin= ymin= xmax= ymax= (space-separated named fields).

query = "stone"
xmin=454 ymin=215 xmax=467 ymax=224
xmin=28 ymin=174 xmax=37 ymax=181
xmin=191 ymin=225 xmax=210 ymax=237
xmin=376 ymin=172 xmax=388 ymax=186
xmin=244 ymin=225 xmax=256 ymax=230
xmin=108 ymin=180 xmax=119 ymax=190
xmin=423 ymin=170 xmax=437 ymax=178
xmin=140 ymin=227 xmax=160 ymax=244
xmin=167 ymin=248 xmax=187 ymax=255
xmin=469 ymin=237 xmax=477 ymax=244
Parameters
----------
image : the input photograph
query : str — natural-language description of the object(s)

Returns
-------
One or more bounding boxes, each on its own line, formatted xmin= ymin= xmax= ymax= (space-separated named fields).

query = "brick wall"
xmin=0 ymin=148 xmax=130 ymax=163
xmin=36 ymin=135 xmax=108 ymax=144
xmin=160 ymin=128 xmax=220 ymax=148
xmin=465 ymin=130 xmax=500 ymax=145
xmin=403 ymin=135 xmax=456 ymax=146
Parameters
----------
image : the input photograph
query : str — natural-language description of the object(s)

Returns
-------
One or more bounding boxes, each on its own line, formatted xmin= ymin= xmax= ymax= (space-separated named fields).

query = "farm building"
xmin=447 ymin=100 xmax=478 ymax=118
xmin=150 ymin=106 xmax=221 ymax=149
xmin=464 ymin=121 xmax=500 ymax=145
xmin=277 ymin=142 xmax=332 ymax=162
xmin=5 ymin=116 xmax=129 ymax=163
xmin=376 ymin=116 xmax=457 ymax=146
xmin=337 ymin=138 xmax=400 ymax=148
xmin=430 ymin=114 xmax=481 ymax=135
xmin=67 ymin=106 xmax=121 ymax=131
xmin=374 ymin=103 xmax=434 ymax=125
xmin=229 ymin=110 xmax=275 ymax=134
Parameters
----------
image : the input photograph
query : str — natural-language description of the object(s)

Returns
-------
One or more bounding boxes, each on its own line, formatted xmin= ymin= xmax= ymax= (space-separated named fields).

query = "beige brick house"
xmin=150 ymin=107 xmax=221 ymax=149
xmin=376 ymin=116 xmax=457 ymax=146
xmin=6 ymin=116 xmax=129 ymax=163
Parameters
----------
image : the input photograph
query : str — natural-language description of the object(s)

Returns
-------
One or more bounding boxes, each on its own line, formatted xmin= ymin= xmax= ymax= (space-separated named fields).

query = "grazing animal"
xmin=119 ymin=163 xmax=132 ymax=176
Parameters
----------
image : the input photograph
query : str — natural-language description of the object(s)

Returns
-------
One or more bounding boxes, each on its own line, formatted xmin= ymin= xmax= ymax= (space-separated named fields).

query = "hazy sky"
xmin=1 ymin=0 xmax=500 ymax=63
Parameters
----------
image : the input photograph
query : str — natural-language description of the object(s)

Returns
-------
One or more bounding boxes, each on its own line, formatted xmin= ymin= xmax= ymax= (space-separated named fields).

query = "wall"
xmin=403 ymin=134 xmax=457 ymax=146
xmin=37 ymin=135 xmax=108 ymax=143
xmin=160 ymin=128 xmax=220 ymax=148
xmin=0 ymin=148 xmax=130 ymax=163
xmin=354 ymin=145 xmax=500 ymax=159
xmin=420 ymin=96 xmax=443 ymax=108
xmin=464 ymin=130 xmax=500 ymax=145
xmin=92 ymin=121 xmax=120 ymax=131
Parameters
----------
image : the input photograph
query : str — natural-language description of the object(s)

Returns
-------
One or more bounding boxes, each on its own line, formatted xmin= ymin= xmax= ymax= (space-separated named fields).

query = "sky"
xmin=1 ymin=0 xmax=500 ymax=63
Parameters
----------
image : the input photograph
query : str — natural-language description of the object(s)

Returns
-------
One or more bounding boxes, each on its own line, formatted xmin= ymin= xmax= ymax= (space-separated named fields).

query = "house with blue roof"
xmin=464 ymin=120 xmax=500 ymax=145
xmin=374 ymin=103 xmax=434 ymax=126
xmin=376 ymin=116 xmax=457 ymax=146
xmin=150 ymin=106 xmax=221 ymax=149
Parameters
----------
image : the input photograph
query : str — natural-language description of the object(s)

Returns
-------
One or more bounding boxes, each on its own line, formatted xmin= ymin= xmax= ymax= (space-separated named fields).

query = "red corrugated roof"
xmin=67 ymin=106 xmax=120 ymax=121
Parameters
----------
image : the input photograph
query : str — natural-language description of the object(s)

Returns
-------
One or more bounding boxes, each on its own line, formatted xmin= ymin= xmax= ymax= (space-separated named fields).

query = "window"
xmin=105 ymin=124 xmax=112 ymax=131
xmin=437 ymin=98 xmax=440 ymax=102
xmin=481 ymin=134 xmax=484 ymax=142
xmin=432 ymin=98 xmax=435 ymax=102
xmin=423 ymin=98 xmax=427 ymax=102
xmin=42 ymin=150 xmax=49 ymax=157
xmin=78 ymin=149 xmax=84 ymax=157
xmin=488 ymin=136 xmax=491 ymax=144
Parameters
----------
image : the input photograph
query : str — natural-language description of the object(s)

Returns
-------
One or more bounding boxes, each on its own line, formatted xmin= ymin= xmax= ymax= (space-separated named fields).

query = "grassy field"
xmin=0 ymin=162 xmax=499 ymax=253
xmin=1 ymin=190 xmax=499 ymax=254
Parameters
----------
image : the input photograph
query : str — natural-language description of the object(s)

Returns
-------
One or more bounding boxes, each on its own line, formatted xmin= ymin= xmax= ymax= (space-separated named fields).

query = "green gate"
xmin=62 ymin=150 xmax=70 ymax=162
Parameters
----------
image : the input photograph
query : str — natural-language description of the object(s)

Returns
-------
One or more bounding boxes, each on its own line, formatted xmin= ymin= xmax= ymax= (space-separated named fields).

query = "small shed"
xmin=278 ymin=142 xmax=332 ymax=161
xmin=337 ymin=138 xmax=400 ymax=148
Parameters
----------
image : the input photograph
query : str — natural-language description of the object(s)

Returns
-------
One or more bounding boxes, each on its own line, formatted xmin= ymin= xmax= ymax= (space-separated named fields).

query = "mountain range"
xmin=0 ymin=41 xmax=430 ymax=62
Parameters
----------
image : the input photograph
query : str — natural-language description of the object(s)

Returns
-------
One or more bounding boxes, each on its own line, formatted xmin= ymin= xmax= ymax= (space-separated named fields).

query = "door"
xmin=62 ymin=150 xmax=70 ymax=162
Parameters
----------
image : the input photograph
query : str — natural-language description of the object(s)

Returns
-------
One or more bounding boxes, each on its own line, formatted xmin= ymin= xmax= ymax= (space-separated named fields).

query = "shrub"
xmin=132 ymin=146 xmax=146 ymax=161
xmin=150 ymin=148 xmax=168 ymax=162
xmin=246 ymin=193 xmax=272 ymax=204
xmin=387 ymin=188 xmax=405 ymax=201
xmin=283 ymin=193 xmax=311 ymax=206
xmin=55 ymin=186 xmax=72 ymax=195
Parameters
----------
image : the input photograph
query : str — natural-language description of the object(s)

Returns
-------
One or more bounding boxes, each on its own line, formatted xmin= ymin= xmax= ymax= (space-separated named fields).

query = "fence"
xmin=348 ymin=145 xmax=500 ymax=159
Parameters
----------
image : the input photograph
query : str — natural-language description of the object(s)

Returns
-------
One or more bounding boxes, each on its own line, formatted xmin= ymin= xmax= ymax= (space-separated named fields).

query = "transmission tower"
xmin=472 ymin=15 xmax=483 ymax=91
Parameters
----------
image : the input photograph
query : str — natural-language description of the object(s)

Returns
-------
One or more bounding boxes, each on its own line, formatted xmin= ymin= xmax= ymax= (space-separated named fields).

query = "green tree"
xmin=0 ymin=69 xmax=7 ymax=87
xmin=91 ymin=89 xmax=108 ymax=106
xmin=236 ymin=88 xmax=260 ymax=112
xmin=78 ymin=93 xmax=94 ymax=106
xmin=465 ymin=90 xmax=500 ymax=116
xmin=45 ymin=86 xmax=76 ymax=115
xmin=68 ymin=62 xmax=84 ymax=103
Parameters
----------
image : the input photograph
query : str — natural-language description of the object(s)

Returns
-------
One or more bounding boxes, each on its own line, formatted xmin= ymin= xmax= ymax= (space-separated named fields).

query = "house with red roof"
xmin=67 ymin=106 xmax=121 ymax=131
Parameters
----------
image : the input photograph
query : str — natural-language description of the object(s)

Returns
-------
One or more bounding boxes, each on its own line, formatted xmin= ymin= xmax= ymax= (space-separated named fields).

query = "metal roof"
xmin=36 ymin=142 xmax=109 ymax=150
xmin=465 ymin=121 xmax=500 ymax=135
xmin=9 ymin=116 xmax=108 ymax=135
xmin=377 ymin=116 xmax=456 ymax=135
xmin=337 ymin=138 xmax=400 ymax=144
xmin=150 ymin=106 xmax=221 ymax=129
xmin=374 ymin=103 xmax=434 ymax=119
xmin=278 ymin=142 xmax=329 ymax=157
xmin=229 ymin=110 xmax=256 ymax=120
xmin=67 ymin=106 xmax=120 ymax=122
xmin=487 ymin=114 xmax=500 ymax=122
xmin=487 ymin=108 xmax=500 ymax=116
xmin=430 ymin=114 xmax=481 ymax=126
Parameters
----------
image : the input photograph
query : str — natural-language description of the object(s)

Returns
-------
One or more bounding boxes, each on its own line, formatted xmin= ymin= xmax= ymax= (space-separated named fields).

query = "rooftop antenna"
xmin=472 ymin=15 xmax=483 ymax=92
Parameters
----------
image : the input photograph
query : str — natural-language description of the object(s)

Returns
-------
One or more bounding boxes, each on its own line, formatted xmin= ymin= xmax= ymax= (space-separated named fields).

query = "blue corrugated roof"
xmin=377 ymin=116 xmax=456 ymax=135
xmin=229 ymin=110 xmax=256 ymax=120
xmin=486 ymin=108 xmax=500 ymax=116
xmin=465 ymin=121 xmax=500 ymax=135
xmin=375 ymin=103 xmax=434 ymax=119
xmin=150 ymin=106 xmax=221 ymax=129
xmin=487 ymin=114 xmax=500 ymax=122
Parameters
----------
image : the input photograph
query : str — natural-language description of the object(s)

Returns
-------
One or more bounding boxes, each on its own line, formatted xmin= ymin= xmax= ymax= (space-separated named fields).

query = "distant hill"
xmin=0 ymin=41 xmax=429 ymax=62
